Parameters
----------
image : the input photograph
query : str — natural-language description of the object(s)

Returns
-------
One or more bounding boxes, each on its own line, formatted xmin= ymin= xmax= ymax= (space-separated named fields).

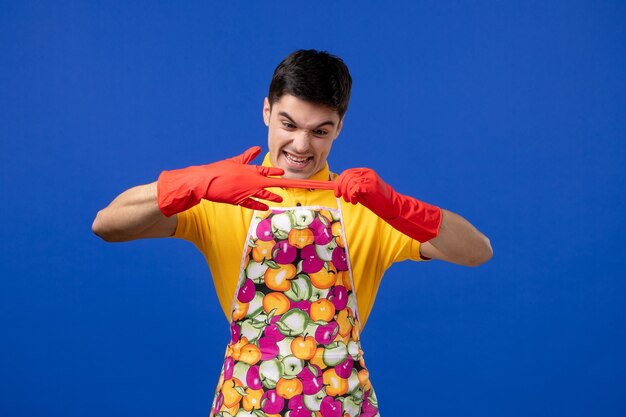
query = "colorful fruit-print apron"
xmin=211 ymin=204 xmax=381 ymax=417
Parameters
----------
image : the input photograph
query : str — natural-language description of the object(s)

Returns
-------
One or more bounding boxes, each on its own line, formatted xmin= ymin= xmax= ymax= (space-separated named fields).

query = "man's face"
xmin=263 ymin=94 xmax=343 ymax=179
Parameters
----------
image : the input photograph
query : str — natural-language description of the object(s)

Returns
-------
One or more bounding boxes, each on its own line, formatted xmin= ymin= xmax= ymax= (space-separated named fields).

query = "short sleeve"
xmin=174 ymin=202 xmax=212 ymax=254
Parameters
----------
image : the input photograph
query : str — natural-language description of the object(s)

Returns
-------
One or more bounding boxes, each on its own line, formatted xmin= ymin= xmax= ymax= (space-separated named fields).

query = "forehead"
xmin=271 ymin=94 xmax=341 ymax=126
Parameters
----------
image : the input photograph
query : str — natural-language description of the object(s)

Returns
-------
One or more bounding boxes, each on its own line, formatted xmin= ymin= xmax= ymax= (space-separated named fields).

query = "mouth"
xmin=283 ymin=151 xmax=312 ymax=168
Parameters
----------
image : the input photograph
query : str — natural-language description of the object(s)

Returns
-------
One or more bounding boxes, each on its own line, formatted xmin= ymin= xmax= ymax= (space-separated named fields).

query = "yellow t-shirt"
xmin=174 ymin=154 xmax=426 ymax=328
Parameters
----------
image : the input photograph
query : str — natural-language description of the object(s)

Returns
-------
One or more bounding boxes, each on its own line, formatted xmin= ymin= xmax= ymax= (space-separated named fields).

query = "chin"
xmin=283 ymin=171 xmax=312 ymax=180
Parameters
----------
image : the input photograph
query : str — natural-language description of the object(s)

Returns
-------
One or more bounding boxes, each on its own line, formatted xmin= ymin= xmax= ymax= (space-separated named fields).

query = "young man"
xmin=93 ymin=49 xmax=492 ymax=417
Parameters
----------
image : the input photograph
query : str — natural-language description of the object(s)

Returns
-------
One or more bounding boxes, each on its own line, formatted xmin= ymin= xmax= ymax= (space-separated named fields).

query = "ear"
xmin=263 ymin=97 xmax=271 ymax=127
xmin=334 ymin=117 xmax=344 ymax=139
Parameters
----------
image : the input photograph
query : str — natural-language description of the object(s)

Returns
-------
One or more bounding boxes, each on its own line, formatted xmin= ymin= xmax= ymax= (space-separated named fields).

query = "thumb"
xmin=231 ymin=146 xmax=262 ymax=165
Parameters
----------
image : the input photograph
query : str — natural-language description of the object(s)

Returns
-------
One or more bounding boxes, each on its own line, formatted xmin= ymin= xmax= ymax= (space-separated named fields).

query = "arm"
xmin=93 ymin=146 xmax=337 ymax=243
xmin=92 ymin=182 xmax=178 ymax=242
xmin=334 ymin=168 xmax=492 ymax=267
xmin=91 ymin=145 xmax=280 ymax=243
xmin=419 ymin=209 xmax=492 ymax=266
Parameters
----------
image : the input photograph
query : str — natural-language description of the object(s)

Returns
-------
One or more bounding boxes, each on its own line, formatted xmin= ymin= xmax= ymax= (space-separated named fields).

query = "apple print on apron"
xmin=210 ymin=205 xmax=381 ymax=417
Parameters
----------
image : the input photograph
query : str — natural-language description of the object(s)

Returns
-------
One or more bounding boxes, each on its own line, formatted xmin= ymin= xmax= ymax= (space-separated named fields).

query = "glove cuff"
xmin=386 ymin=192 xmax=442 ymax=242
xmin=157 ymin=169 xmax=201 ymax=217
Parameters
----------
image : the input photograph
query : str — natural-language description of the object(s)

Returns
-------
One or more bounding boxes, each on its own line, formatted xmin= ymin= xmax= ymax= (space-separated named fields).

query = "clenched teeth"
xmin=284 ymin=152 xmax=311 ymax=165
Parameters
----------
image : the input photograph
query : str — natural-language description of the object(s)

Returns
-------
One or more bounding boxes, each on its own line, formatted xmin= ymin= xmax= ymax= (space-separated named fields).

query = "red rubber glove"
xmin=334 ymin=168 xmax=442 ymax=242
xmin=157 ymin=146 xmax=335 ymax=216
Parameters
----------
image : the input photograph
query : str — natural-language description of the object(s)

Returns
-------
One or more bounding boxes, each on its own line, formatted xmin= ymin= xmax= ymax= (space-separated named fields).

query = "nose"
xmin=292 ymin=130 xmax=311 ymax=154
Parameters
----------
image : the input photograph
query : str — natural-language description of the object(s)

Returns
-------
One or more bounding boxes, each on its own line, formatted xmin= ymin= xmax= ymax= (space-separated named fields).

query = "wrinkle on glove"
xmin=333 ymin=168 xmax=442 ymax=242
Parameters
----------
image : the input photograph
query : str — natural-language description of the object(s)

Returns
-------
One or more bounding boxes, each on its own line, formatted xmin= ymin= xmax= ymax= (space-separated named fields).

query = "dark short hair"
xmin=268 ymin=49 xmax=352 ymax=118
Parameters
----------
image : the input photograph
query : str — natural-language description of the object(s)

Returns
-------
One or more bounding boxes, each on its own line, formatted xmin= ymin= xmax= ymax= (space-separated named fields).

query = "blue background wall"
xmin=1 ymin=1 xmax=625 ymax=416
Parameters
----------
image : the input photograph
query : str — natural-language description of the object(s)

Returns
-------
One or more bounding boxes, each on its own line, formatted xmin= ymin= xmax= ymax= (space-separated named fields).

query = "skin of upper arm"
xmin=419 ymin=241 xmax=447 ymax=261
xmin=92 ymin=182 xmax=180 ymax=242
xmin=92 ymin=211 xmax=178 ymax=242
xmin=417 ymin=209 xmax=493 ymax=266
xmin=135 ymin=214 xmax=179 ymax=239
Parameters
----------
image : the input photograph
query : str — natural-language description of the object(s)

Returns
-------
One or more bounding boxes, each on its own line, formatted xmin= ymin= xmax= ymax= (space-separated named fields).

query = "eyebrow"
xmin=278 ymin=111 xmax=336 ymax=128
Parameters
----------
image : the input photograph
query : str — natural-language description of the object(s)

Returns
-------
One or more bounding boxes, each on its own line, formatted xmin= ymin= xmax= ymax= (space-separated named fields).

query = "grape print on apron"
xmin=211 ymin=205 xmax=381 ymax=417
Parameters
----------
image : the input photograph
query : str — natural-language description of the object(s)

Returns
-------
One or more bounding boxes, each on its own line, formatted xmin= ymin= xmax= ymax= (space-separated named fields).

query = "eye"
xmin=282 ymin=121 xmax=296 ymax=129
xmin=314 ymin=129 xmax=328 ymax=137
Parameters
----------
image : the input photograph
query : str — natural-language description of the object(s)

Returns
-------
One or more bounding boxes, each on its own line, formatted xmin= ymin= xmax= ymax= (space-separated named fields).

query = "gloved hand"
xmin=333 ymin=168 xmax=442 ymax=242
xmin=157 ymin=146 xmax=334 ymax=216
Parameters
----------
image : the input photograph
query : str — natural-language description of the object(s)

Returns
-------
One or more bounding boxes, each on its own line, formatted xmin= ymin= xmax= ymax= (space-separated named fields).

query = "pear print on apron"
xmin=211 ymin=205 xmax=381 ymax=417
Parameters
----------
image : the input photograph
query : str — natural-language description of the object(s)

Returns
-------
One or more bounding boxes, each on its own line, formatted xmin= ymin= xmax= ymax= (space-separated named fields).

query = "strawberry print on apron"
xmin=211 ymin=205 xmax=380 ymax=417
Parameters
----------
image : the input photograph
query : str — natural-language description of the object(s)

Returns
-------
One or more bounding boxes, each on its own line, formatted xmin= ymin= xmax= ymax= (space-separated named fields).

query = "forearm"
xmin=92 ymin=182 xmax=177 ymax=242
xmin=421 ymin=209 xmax=492 ymax=266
